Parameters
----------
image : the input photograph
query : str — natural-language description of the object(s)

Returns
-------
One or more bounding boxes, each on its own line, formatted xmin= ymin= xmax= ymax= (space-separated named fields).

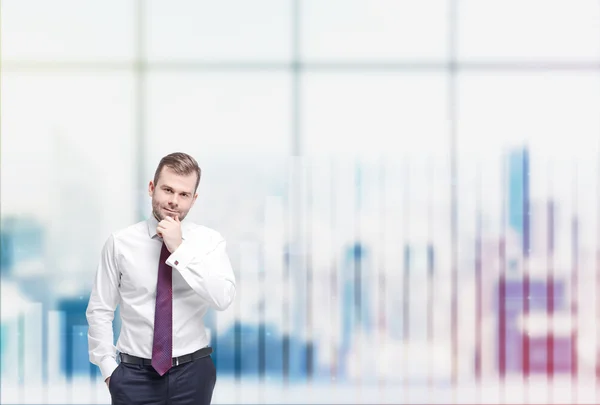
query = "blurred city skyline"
xmin=2 ymin=1 xmax=600 ymax=404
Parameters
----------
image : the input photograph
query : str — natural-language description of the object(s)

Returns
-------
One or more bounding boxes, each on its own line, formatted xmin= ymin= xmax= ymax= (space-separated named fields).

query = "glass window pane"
xmin=458 ymin=73 xmax=600 ymax=162
xmin=303 ymin=72 xmax=449 ymax=158
xmin=146 ymin=0 xmax=292 ymax=62
xmin=1 ymin=73 xmax=136 ymax=287
xmin=458 ymin=0 xmax=600 ymax=61
xmin=1 ymin=0 xmax=135 ymax=61
xmin=145 ymin=72 xmax=291 ymax=243
xmin=301 ymin=0 xmax=450 ymax=61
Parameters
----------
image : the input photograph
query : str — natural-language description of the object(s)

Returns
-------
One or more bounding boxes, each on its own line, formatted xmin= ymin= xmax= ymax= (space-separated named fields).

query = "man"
xmin=86 ymin=152 xmax=236 ymax=405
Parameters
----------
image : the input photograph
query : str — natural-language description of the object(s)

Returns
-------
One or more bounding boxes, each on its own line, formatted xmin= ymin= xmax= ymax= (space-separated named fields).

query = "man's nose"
xmin=169 ymin=196 xmax=178 ymax=206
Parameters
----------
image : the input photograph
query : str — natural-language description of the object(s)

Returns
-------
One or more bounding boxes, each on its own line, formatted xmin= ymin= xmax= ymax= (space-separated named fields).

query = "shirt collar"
xmin=146 ymin=213 xmax=189 ymax=240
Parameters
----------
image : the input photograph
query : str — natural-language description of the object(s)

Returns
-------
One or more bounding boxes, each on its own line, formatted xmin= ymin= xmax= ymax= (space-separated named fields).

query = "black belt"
xmin=119 ymin=347 xmax=213 ymax=367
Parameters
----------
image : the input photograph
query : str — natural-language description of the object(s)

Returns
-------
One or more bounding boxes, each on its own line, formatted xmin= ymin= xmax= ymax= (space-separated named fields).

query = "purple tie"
xmin=151 ymin=243 xmax=173 ymax=376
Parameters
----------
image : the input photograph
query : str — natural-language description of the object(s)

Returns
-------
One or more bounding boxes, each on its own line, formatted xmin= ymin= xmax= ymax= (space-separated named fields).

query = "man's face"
xmin=148 ymin=166 xmax=198 ymax=222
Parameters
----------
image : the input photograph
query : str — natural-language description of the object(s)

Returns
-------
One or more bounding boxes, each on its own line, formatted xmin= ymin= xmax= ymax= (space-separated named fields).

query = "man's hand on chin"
xmin=157 ymin=215 xmax=183 ymax=253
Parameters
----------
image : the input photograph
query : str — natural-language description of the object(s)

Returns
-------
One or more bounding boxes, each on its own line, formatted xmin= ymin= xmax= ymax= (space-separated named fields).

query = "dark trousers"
xmin=108 ymin=355 xmax=217 ymax=405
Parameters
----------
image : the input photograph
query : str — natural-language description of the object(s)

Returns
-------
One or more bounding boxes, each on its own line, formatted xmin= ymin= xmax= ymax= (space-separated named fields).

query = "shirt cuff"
xmin=166 ymin=241 xmax=196 ymax=272
xmin=100 ymin=356 xmax=119 ymax=381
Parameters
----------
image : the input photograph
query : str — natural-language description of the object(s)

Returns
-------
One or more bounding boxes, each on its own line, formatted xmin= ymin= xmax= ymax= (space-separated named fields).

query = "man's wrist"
xmin=165 ymin=239 xmax=182 ymax=253
xmin=99 ymin=357 xmax=119 ymax=382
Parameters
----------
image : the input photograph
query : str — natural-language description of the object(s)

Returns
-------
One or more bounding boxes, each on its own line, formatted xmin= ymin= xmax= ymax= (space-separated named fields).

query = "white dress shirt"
xmin=86 ymin=215 xmax=236 ymax=381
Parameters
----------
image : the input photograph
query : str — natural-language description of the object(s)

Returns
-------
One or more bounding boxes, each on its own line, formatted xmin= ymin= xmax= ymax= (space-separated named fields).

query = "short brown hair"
xmin=153 ymin=152 xmax=201 ymax=192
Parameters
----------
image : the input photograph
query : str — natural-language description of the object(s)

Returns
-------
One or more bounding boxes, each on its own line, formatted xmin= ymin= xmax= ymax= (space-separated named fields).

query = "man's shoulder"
xmin=185 ymin=222 xmax=225 ymax=242
xmin=111 ymin=220 xmax=148 ymax=241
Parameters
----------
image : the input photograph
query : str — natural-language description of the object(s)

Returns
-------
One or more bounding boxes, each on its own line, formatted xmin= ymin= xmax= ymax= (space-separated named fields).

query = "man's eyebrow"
xmin=161 ymin=185 xmax=191 ymax=194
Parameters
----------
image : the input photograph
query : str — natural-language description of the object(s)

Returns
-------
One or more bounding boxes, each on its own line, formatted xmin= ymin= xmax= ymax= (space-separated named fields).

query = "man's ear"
xmin=148 ymin=181 xmax=155 ymax=197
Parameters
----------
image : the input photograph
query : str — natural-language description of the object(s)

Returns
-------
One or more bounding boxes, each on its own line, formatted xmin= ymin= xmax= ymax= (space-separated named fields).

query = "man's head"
xmin=148 ymin=152 xmax=201 ymax=222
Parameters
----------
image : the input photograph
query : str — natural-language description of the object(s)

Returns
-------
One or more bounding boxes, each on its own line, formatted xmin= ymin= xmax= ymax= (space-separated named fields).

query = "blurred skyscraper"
xmin=339 ymin=242 xmax=372 ymax=377
xmin=508 ymin=147 xmax=530 ymax=257
xmin=0 ymin=216 xmax=49 ymax=384
xmin=57 ymin=296 xmax=97 ymax=379
xmin=498 ymin=147 xmax=573 ymax=376
xmin=500 ymin=147 xmax=530 ymax=374
xmin=0 ymin=216 xmax=45 ymax=278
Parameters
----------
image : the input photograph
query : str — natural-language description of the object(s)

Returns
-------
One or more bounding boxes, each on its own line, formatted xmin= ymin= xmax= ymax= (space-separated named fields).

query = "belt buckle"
xmin=174 ymin=357 xmax=179 ymax=367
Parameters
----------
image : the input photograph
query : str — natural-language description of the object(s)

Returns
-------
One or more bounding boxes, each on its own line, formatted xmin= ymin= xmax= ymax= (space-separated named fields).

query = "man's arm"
xmin=86 ymin=234 xmax=120 ymax=383
xmin=166 ymin=234 xmax=236 ymax=311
